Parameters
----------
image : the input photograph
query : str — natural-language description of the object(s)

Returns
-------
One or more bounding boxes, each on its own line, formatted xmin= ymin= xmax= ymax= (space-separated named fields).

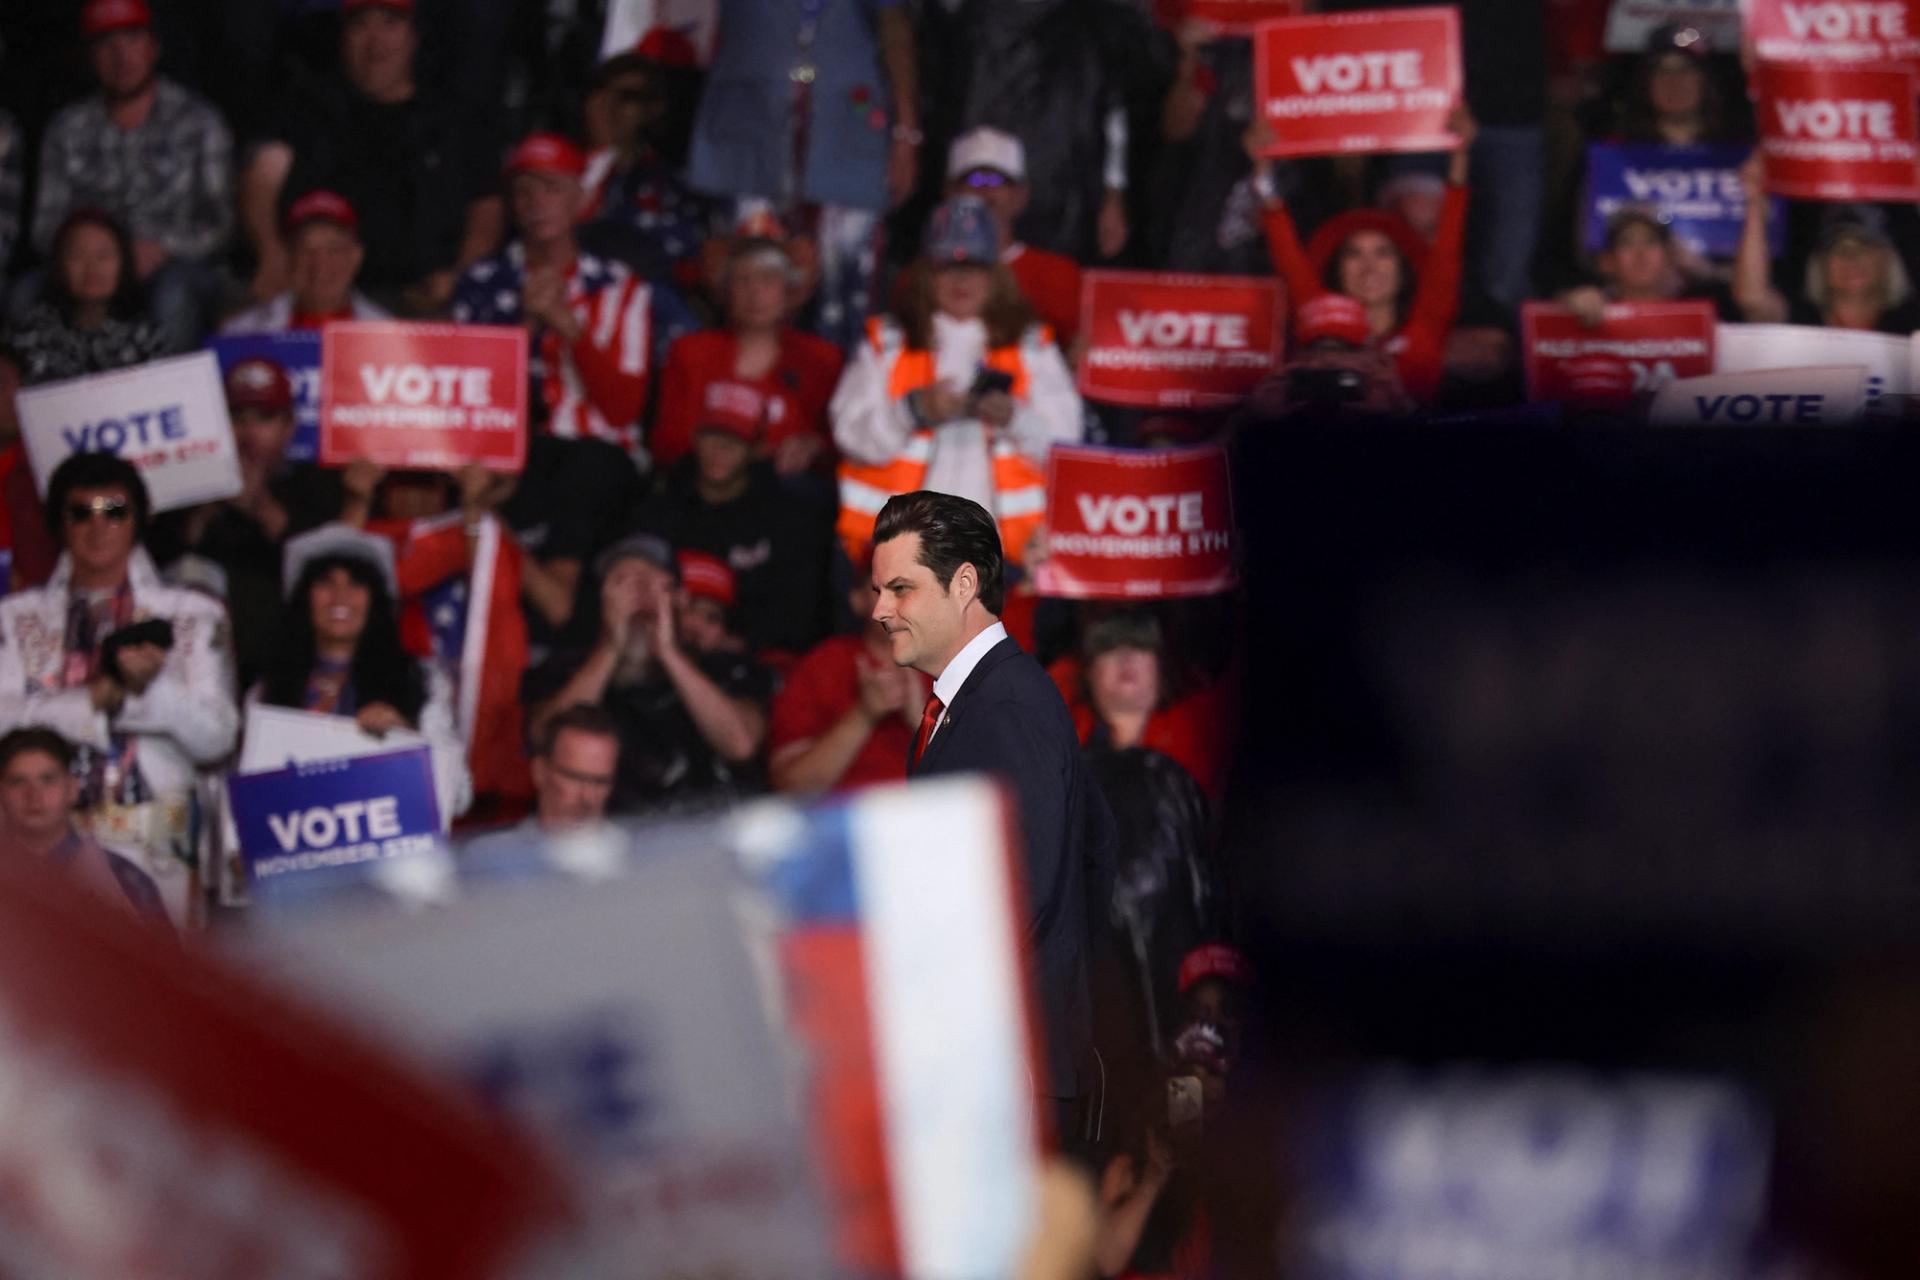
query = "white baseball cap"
xmin=946 ymin=127 xmax=1026 ymax=183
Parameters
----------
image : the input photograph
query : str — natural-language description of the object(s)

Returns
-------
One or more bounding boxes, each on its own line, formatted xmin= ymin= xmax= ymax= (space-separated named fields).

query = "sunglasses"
xmin=66 ymin=497 xmax=131 ymax=525
xmin=962 ymin=170 xmax=1014 ymax=189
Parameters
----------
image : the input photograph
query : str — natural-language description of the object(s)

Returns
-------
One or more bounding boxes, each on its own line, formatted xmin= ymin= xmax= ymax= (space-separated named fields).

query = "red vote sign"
xmin=1754 ymin=60 xmax=1920 ymax=200
xmin=1747 ymin=0 xmax=1920 ymax=66
xmin=1077 ymin=271 xmax=1287 ymax=409
xmin=1520 ymin=300 xmax=1717 ymax=403
xmin=1037 ymin=444 xmax=1237 ymax=600
xmin=321 ymin=321 xmax=530 ymax=471
xmin=1252 ymin=6 xmax=1461 ymax=157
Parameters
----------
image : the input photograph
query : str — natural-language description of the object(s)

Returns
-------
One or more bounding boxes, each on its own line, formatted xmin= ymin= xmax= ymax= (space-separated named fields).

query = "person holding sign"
xmin=830 ymin=196 xmax=1084 ymax=567
xmin=1557 ymin=207 xmax=1738 ymax=325
xmin=1244 ymin=106 xmax=1475 ymax=404
xmin=0 ymin=453 xmax=238 ymax=926
xmin=1733 ymin=156 xmax=1920 ymax=333
xmin=148 ymin=358 xmax=346 ymax=687
xmin=452 ymin=132 xmax=697 ymax=457
xmin=251 ymin=527 xmax=470 ymax=823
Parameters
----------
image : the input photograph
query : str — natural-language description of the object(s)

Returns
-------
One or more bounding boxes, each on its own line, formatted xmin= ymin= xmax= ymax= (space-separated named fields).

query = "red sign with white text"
xmin=1521 ymin=300 xmax=1717 ymax=402
xmin=1037 ymin=445 xmax=1237 ymax=599
xmin=1175 ymin=0 xmax=1306 ymax=36
xmin=1747 ymin=0 xmax=1920 ymax=66
xmin=1077 ymin=272 xmax=1286 ymax=409
xmin=321 ymin=322 xmax=530 ymax=471
xmin=1252 ymin=6 xmax=1461 ymax=157
xmin=1754 ymin=60 xmax=1920 ymax=200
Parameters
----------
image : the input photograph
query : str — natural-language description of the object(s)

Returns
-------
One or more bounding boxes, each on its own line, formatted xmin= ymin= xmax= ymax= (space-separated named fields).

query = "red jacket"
xmin=651 ymin=327 xmax=845 ymax=470
xmin=1263 ymin=185 xmax=1469 ymax=405
xmin=1006 ymin=243 xmax=1083 ymax=346
xmin=1047 ymin=655 xmax=1238 ymax=805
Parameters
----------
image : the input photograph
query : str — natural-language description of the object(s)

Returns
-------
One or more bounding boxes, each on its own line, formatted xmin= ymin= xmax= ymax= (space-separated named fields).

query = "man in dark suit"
xmin=870 ymin=490 xmax=1114 ymax=1148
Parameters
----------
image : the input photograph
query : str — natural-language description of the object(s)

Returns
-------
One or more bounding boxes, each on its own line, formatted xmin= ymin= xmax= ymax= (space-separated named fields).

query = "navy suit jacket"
xmin=911 ymin=635 xmax=1114 ymax=1098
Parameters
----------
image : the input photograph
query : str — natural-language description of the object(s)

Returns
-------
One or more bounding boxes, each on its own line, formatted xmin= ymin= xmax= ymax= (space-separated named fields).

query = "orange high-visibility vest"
xmin=837 ymin=318 xmax=1050 ymax=565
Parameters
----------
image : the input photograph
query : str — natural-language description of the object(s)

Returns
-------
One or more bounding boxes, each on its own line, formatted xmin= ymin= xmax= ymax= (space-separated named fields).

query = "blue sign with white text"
xmin=1586 ymin=144 xmax=1785 ymax=261
xmin=210 ymin=331 xmax=323 ymax=462
xmin=229 ymin=746 xmax=442 ymax=901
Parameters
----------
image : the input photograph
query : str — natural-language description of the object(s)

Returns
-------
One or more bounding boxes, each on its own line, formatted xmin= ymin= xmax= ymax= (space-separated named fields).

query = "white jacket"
xmin=0 ymin=547 xmax=239 ymax=798
xmin=219 ymin=290 xmax=390 ymax=334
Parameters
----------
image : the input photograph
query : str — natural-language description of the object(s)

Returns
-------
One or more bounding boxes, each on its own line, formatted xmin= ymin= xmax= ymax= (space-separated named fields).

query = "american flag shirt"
xmin=452 ymin=243 xmax=697 ymax=456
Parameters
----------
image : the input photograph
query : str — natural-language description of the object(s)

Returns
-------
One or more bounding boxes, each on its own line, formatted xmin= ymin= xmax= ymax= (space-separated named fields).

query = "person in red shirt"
xmin=652 ymin=220 xmax=846 ymax=474
xmin=221 ymin=189 xmax=390 ymax=333
xmin=768 ymin=556 xmax=928 ymax=794
xmin=1245 ymin=107 xmax=1475 ymax=406
xmin=942 ymin=127 xmax=1082 ymax=346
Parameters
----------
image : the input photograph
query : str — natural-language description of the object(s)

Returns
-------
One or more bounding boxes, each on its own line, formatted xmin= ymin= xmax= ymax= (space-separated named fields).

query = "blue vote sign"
xmin=230 ymin=745 xmax=442 ymax=899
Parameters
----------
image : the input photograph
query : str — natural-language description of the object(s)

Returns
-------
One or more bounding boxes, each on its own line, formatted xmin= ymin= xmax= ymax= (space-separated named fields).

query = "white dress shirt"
xmin=926 ymin=620 xmax=1009 ymax=748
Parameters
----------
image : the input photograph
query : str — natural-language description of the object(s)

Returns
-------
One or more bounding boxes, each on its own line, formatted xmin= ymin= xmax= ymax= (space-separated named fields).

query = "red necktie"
xmin=912 ymin=693 xmax=945 ymax=767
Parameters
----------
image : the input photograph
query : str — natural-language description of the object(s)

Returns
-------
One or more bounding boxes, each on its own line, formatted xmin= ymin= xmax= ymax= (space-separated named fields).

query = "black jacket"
xmin=911 ymin=634 xmax=1116 ymax=1098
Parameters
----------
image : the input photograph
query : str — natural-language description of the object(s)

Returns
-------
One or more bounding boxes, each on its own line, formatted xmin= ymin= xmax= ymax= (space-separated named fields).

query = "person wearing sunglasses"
xmin=0 ymin=451 xmax=239 ymax=927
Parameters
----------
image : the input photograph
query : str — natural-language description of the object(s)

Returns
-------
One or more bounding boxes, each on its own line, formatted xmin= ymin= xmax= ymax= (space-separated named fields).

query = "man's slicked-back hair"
xmin=872 ymin=490 xmax=1006 ymax=615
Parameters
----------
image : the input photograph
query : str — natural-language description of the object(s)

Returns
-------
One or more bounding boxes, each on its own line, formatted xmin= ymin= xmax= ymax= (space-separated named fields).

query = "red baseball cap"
xmin=226 ymin=358 xmax=294 ymax=414
xmin=1177 ymin=943 xmax=1253 ymax=996
xmin=698 ymin=381 xmax=766 ymax=441
xmin=340 ymin=0 xmax=415 ymax=15
xmin=677 ymin=550 xmax=736 ymax=608
xmin=503 ymin=132 xmax=587 ymax=182
xmin=81 ymin=0 xmax=151 ymax=38
xmin=284 ymin=189 xmax=359 ymax=236
xmin=1294 ymin=294 xmax=1372 ymax=349
xmin=634 ymin=26 xmax=698 ymax=68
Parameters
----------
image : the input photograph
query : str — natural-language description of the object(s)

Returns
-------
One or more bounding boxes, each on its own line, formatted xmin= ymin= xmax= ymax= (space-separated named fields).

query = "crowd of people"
xmin=0 ymin=0 xmax=1895 ymax=1271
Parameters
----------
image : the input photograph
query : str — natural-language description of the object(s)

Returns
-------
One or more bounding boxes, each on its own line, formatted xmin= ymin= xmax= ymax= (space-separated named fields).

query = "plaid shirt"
xmin=0 ymin=111 xmax=21 ymax=271
xmin=32 ymin=78 xmax=233 ymax=261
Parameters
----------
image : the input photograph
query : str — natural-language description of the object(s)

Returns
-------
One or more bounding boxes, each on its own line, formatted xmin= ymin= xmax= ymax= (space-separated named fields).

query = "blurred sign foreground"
xmin=0 ymin=858 xmax=579 ymax=1280
xmin=237 ymin=777 xmax=1044 ymax=1280
xmin=1287 ymin=1067 xmax=1775 ymax=1280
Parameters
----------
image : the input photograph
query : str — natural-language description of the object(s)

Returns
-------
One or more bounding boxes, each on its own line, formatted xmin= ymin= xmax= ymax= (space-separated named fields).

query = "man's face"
xmin=693 ymin=429 xmax=752 ymax=492
xmin=602 ymin=67 xmax=667 ymax=149
xmin=89 ymin=28 xmax=158 ymax=100
xmin=948 ymin=169 xmax=1026 ymax=232
xmin=870 ymin=533 xmax=969 ymax=676
xmin=230 ymin=405 xmax=294 ymax=474
xmin=602 ymin=556 xmax=676 ymax=634
xmin=342 ymin=8 xmax=416 ymax=99
xmin=290 ymin=222 xmax=363 ymax=313
xmin=726 ymin=258 xmax=790 ymax=329
xmin=1088 ymin=645 xmax=1160 ymax=718
xmin=0 ymin=750 xmax=78 ymax=845
xmin=510 ymin=172 xmax=583 ymax=245
xmin=62 ymin=484 xmax=137 ymax=581
xmin=532 ymin=728 xmax=619 ymax=829
xmin=678 ymin=595 xmax=730 ymax=654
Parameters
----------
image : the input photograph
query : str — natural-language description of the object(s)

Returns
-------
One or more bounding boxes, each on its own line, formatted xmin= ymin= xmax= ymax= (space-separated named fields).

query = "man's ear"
xmin=952 ymin=561 xmax=978 ymax=607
